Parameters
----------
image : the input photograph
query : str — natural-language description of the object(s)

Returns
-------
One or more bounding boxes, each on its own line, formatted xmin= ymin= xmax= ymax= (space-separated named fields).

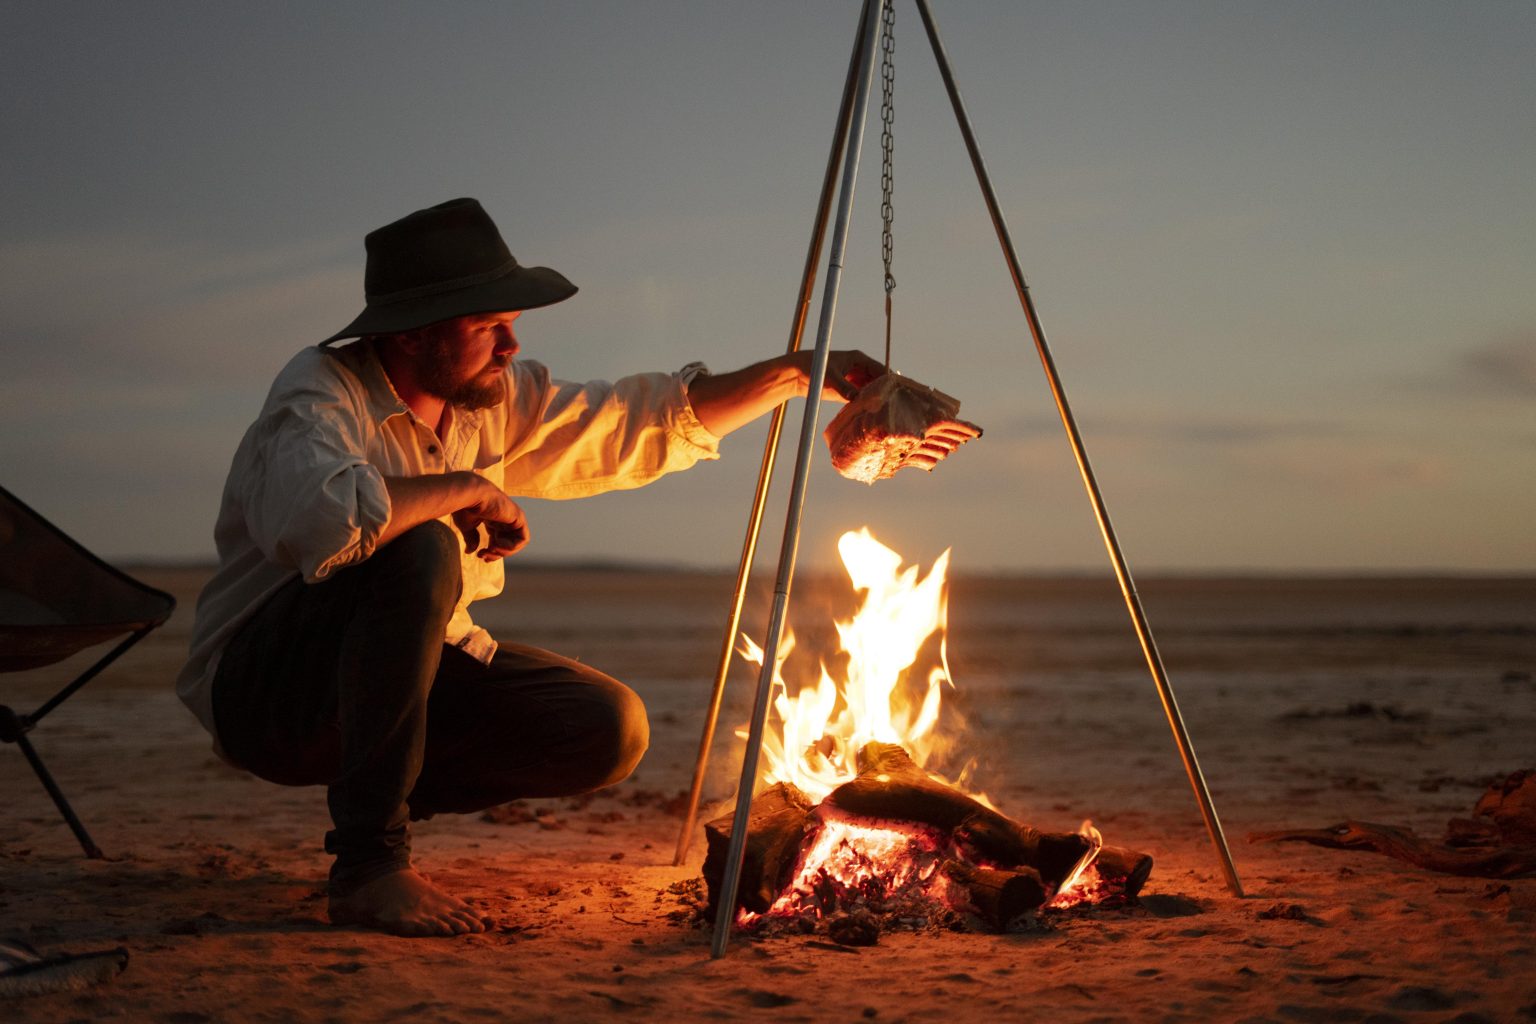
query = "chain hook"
xmin=879 ymin=0 xmax=896 ymax=370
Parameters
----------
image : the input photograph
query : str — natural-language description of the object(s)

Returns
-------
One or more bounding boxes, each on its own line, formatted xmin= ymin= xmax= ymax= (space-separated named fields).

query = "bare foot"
xmin=328 ymin=868 xmax=488 ymax=937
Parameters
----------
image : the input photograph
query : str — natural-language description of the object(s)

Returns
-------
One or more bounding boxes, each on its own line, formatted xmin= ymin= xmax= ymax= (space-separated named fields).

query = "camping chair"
xmin=0 ymin=485 xmax=175 ymax=858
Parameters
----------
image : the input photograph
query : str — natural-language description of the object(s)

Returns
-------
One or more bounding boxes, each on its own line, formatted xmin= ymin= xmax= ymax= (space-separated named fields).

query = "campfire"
xmin=702 ymin=530 xmax=1152 ymax=939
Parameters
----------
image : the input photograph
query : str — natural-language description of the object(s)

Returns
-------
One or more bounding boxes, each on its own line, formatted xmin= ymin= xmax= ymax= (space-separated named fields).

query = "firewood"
xmin=1093 ymin=845 xmax=1155 ymax=899
xmin=702 ymin=782 xmax=817 ymax=914
xmin=824 ymin=742 xmax=1092 ymax=889
xmin=943 ymin=860 xmax=1047 ymax=931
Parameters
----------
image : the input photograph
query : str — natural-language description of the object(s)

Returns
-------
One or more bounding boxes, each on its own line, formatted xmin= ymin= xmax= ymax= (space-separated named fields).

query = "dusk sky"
xmin=3 ymin=1 xmax=1533 ymax=575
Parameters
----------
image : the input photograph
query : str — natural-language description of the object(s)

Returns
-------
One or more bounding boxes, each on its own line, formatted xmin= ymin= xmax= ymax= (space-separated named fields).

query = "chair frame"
xmin=1 ymin=485 xmax=175 ymax=858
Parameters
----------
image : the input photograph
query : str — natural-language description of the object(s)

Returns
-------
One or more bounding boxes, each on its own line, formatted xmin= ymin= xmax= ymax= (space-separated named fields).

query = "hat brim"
xmin=320 ymin=264 xmax=577 ymax=344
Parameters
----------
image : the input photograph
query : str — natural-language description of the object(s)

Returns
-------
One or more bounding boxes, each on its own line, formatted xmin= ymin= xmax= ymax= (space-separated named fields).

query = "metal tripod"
xmin=677 ymin=0 xmax=1245 ymax=959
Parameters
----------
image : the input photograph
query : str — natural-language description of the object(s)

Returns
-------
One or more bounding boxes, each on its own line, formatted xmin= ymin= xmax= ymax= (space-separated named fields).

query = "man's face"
xmin=411 ymin=311 xmax=522 ymax=409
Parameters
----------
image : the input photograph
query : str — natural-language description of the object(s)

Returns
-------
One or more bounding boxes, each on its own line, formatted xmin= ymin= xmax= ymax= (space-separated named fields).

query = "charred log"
xmin=824 ymin=742 xmax=1092 ymax=889
xmin=943 ymin=861 xmax=1047 ymax=930
xmin=702 ymin=782 xmax=816 ymax=914
xmin=1093 ymin=845 xmax=1155 ymax=899
xmin=826 ymin=909 xmax=880 ymax=946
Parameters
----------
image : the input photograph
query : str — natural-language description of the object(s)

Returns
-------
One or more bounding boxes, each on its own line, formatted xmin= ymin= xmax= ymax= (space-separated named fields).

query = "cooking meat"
xmin=824 ymin=373 xmax=973 ymax=483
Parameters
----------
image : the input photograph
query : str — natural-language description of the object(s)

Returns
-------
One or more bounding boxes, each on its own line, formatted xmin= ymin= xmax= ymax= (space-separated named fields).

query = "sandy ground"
xmin=3 ymin=566 xmax=1534 ymax=1022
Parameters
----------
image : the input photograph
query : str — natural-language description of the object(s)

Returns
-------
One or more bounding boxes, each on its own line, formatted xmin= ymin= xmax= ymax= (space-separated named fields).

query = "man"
xmin=177 ymin=197 xmax=975 ymax=937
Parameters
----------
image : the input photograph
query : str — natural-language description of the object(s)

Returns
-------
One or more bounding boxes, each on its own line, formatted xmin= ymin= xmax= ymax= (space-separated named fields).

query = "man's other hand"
xmin=452 ymin=478 xmax=530 ymax=561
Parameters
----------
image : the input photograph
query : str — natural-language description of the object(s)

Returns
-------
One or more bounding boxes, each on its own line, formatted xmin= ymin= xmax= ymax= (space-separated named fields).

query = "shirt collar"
xmin=334 ymin=338 xmax=493 ymax=435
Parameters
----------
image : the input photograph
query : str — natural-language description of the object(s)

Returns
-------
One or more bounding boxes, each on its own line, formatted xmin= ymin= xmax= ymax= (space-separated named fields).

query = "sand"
xmin=3 ymin=567 xmax=1534 ymax=1022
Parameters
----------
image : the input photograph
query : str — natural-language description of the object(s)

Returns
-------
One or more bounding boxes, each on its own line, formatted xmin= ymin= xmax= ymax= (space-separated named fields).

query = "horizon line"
xmin=120 ymin=557 xmax=1536 ymax=581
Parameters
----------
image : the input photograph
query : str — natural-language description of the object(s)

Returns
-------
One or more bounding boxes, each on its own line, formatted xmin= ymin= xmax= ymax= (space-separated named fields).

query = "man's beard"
xmin=417 ymin=341 xmax=507 ymax=410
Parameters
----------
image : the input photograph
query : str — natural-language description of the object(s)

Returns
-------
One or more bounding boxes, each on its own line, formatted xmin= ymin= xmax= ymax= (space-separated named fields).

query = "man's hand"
xmin=820 ymin=350 xmax=887 ymax=402
xmin=451 ymin=477 xmax=530 ymax=561
xmin=381 ymin=472 xmax=530 ymax=560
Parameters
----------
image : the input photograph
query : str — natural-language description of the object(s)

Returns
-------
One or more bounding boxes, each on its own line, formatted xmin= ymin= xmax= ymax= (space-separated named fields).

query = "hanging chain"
xmin=879 ymin=0 xmax=896 ymax=369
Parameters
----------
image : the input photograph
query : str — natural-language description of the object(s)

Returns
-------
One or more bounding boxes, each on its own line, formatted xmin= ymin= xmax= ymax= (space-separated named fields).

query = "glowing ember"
xmin=766 ymin=811 xmax=960 ymax=919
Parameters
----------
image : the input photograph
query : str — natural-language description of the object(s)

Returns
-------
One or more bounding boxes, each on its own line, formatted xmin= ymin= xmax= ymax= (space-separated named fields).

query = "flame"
xmin=737 ymin=528 xmax=958 ymax=803
xmin=732 ymin=528 xmax=1120 ymax=927
xmin=1046 ymin=820 xmax=1107 ymax=909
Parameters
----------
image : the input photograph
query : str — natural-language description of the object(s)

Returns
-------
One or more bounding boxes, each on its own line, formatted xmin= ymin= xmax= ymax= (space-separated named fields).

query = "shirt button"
xmin=427 ymin=445 xmax=439 ymax=455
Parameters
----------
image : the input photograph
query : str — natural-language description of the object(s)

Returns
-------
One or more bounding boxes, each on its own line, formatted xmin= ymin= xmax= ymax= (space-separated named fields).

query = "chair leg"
xmin=12 ymin=731 xmax=104 ymax=859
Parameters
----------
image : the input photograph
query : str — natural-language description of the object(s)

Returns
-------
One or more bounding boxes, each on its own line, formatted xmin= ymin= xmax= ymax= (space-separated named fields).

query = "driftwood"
xmin=703 ymin=742 xmax=1155 ymax=926
xmin=1249 ymin=770 xmax=1536 ymax=879
xmin=1471 ymin=769 xmax=1536 ymax=844
xmin=1248 ymin=821 xmax=1536 ymax=879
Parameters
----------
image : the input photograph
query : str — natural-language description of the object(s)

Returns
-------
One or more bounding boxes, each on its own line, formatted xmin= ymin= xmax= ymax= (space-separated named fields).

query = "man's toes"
xmin=394 ymin=918 xmax=434 ymax=938
xmin=453 ymin=910 xmax=488 ymax=933
xmin=444 ymin=914 xmax=480 ymax=935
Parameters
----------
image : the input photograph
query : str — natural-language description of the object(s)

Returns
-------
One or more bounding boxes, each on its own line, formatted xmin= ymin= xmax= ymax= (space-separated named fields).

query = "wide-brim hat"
xmin=321 ymin=197 xmax=577 ymax=344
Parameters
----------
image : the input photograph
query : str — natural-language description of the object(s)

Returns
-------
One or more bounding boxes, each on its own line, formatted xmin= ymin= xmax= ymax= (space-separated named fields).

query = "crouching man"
xmin=176 ymin=198 xmax=910 ymax=936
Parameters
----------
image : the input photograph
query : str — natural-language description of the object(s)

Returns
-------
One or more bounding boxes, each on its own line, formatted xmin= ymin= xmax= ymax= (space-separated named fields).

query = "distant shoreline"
xmin=120 ymin=559 xmax=1536 ymax=583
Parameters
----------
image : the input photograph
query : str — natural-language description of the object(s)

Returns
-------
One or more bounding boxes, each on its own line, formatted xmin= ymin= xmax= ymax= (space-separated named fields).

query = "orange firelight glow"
xmin=737 ymin=527 xmax=971 ymax=803
xmin=734 ymin=527 xmax=1115 ymax=926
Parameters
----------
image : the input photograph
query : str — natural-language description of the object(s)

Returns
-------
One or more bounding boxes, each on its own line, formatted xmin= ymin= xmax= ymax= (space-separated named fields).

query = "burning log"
xmin=1093 ymin=845 xmax=1156 ymax=895
xmin=701 ymin=782 xmax=816 ymax=914
xmin=824 ymin=742 xmax=1093 ymax=890
xmin=942 ymin=861 xmax=1047 ymax=930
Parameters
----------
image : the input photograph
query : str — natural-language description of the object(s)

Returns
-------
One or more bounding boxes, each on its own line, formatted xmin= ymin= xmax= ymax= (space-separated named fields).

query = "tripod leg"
xmin=672 ymin=0 xmax=876 ymax=870
xmin=913 ymin=0 xmax=1242 ymax=898
xmin=709 ymin=0 xmax=891 ymax=959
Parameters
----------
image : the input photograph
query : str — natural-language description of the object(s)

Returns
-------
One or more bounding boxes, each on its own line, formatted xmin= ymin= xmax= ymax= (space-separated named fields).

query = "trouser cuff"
xmin=325 ymin=825 xmax=412 ymax=896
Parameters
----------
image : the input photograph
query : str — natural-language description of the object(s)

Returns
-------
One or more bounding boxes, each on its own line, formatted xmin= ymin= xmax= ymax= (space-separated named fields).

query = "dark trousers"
xmin=210 ymin=522 xmax=648 ymax=891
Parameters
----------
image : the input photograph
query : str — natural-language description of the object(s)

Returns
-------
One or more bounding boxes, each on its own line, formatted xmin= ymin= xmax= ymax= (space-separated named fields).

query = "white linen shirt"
xmin=176 ymin=339 xmax=720 ymax=737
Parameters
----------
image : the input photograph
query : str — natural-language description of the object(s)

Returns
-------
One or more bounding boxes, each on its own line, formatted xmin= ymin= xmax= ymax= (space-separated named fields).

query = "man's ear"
xmin=390 ymin=328 xmax=428 ymax=356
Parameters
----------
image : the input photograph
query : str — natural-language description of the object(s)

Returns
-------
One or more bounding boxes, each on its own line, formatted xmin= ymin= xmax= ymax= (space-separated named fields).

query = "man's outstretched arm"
xmin=686 ymin=350 xmax=886 ymax=438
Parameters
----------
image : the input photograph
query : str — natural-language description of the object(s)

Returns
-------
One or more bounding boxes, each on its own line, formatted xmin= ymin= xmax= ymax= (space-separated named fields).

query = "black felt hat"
xmin=321 ymin=198 xmax=577 ymax=344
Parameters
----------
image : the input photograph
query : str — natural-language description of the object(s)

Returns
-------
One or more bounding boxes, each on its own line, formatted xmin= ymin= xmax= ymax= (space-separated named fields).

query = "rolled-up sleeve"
xmin=240 ymin=382 xmax=392 ymax=582
xmin=500 ymin=361 xmax=721 ymax=499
